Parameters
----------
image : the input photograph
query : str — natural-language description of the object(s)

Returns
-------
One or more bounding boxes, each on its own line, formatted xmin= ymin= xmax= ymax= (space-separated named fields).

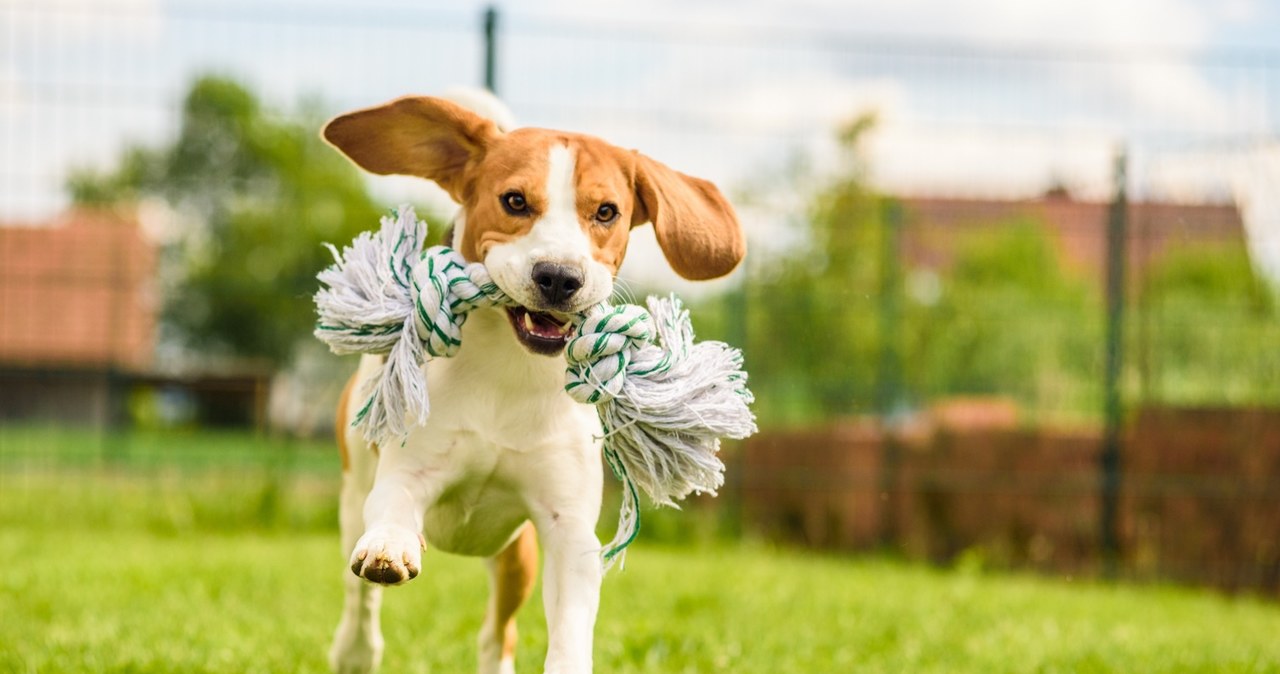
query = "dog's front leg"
xmin=531 ymin=499 xmax=602 ymax=674
xmin=349 ymin=441 xmax=445 ymax=585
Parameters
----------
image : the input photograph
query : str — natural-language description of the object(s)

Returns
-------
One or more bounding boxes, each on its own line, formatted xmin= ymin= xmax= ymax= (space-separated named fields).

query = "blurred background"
xmin=2 ymin=0 xmax=1279 ymax=650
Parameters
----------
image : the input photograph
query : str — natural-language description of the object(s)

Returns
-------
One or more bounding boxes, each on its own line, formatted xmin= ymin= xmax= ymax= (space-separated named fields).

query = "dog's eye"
xmin=501 ymin=191 xmax=528 ymax=215
xmin=594 ymin=202 xmax=619 ymax=226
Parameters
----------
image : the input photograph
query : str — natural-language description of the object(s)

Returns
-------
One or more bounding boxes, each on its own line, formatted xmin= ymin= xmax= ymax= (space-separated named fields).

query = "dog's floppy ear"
xmin=630 ymin=152 xmax=745 ymax=280
xmin=322 ymin=96 xmax=499 ymax=202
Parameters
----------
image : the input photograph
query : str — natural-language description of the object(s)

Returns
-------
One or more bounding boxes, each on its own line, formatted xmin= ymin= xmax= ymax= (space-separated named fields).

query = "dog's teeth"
xmin=523 ymin=312 xmax=535 ymax=332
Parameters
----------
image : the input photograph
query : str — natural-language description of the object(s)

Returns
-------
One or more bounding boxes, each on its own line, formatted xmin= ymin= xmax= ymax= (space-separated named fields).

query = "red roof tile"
xmin=0 ymin=208 xmax=157 ymax=370
xmin=899 ymin=195 xmax=1246 ymax=281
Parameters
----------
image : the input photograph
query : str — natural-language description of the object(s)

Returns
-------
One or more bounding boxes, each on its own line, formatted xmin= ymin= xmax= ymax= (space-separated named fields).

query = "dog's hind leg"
xmin=478 ymin=522 xmax=539 ymax=674
xmin=330 ymin=366 xmax=386 ymax=674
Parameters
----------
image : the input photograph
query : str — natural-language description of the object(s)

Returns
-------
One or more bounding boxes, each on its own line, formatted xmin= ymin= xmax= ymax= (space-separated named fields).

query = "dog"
xmin=321 ymin=92 xmax=745 ymax=674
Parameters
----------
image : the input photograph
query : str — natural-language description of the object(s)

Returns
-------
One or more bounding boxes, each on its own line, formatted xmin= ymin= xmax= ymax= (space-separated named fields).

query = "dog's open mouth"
xmin=506 ymin=306 xmax=574 ymax=356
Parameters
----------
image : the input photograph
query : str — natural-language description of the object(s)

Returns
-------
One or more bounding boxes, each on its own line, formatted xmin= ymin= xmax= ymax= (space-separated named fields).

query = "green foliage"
xmin=724 ymin=115 xmax=1102 ymax=426
xmin=68 ymin=75 xmax=410 ymax=366
xmin=708 ymin=114 xmax=1278 ymax=427
xmin=1146 ymin=244 xmax=1275 ymax=311
xmin=903 ymin=221 xmax=1102 ymax=418
xmin=1140 ymin=245 xmax=1280 ymax=405
xmin=732 ymin=114 xmax=886 ymax=426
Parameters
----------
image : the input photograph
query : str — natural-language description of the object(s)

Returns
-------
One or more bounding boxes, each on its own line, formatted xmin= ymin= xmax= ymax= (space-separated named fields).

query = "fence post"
xmin=482 ymin=6 xmax=499 ymax=93
xmin=720 ymin=260 xmax=749 ymax=539
xmin=877 ymin=198 xmax=904 ymax=546
xmin=876 ymin=198 xmax=904 ymax=419
xmin=1100 ymin=149 xmax=1128 ymax=576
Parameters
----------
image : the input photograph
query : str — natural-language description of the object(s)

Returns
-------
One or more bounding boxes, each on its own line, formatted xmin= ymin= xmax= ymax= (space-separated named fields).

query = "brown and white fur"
xmin=322 ymin=94 xmax=744 ymax=674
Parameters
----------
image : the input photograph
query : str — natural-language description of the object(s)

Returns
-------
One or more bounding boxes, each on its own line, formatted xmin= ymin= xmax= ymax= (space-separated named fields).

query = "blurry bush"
xmin=67 ymin=75 xmax=429 ymax=368
xmin=696 ymin=114 xmax=1278 ymax=428
xmin=722 ymin=114 xmax=886 ymax=425
xmin=905 ymin=221 xmax=1100 ymax=420
xmin=1141 ymin=245 xmax=1279 ymax=405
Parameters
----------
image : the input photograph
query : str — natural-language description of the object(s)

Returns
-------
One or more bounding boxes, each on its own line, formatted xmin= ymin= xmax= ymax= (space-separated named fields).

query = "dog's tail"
xmin=440 ymin=86 xmax=517 ymax=132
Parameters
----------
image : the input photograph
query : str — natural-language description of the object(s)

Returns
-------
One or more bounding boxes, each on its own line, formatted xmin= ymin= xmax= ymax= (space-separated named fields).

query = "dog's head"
xmin=323 ymin=96 xmax=745 ymax=356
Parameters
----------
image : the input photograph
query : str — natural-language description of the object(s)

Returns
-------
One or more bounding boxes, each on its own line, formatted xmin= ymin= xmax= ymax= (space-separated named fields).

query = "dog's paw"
xmin=349 ymin=525 xmax=425 ymax=585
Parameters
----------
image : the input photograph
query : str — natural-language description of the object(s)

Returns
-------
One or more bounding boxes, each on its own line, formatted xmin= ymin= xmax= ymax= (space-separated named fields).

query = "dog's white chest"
xmin=409 ymin=308 xmax=602 ymax=555
xmin=419 ymin=428 xmax=529 ymax=555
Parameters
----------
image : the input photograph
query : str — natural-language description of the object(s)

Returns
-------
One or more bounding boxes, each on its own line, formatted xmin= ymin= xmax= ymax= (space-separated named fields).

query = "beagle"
xmin=322 ymin=94 xmax=744 ymax=674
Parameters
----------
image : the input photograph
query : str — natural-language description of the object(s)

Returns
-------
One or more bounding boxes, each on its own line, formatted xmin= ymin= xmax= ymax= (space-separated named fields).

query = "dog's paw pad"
xmin=349 ymin=526 xmax=423 ymax=586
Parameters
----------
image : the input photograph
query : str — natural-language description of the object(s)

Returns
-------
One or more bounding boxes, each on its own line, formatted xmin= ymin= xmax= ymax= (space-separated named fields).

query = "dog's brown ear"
xmin=322 ymin=96 xmax=499 ymax=201
xmin=630 ymin=152 xmax=745 ymax=280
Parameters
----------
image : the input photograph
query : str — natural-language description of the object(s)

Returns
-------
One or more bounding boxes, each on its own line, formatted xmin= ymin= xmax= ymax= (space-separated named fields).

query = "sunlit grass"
xmin=4 ymin=525 xmax=1279 ymax=673
xmin=2 ymin=427 xmax=1279 ymax=673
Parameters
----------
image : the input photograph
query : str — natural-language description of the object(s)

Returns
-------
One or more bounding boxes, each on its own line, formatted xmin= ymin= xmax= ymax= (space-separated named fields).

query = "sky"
xmin=2 ymin=0 xmax=1278 ymax=285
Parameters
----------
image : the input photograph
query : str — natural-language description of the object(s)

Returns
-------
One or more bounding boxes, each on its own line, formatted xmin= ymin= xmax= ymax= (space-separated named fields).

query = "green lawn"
xmin=2 ymin=428 xmax=1280 ymax=673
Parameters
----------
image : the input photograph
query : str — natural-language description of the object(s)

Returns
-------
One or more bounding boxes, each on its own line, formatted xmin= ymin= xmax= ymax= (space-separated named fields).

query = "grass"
xmin=3 ymin=426 xmax=1280 ymax=672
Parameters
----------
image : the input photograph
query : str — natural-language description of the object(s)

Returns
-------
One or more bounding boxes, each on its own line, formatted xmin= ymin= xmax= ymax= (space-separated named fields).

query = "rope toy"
xmin=314 ymin=206 xmax=756 ymax=566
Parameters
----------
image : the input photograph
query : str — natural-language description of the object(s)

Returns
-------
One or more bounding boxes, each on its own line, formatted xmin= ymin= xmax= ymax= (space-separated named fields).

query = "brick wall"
xmin=1123 ymin=408 xmax=1280 ymax=591
xmin=742 ymin=422 xmax=885 ymax=549
xmin=741 ymin=405 xmax=1280 ymax=594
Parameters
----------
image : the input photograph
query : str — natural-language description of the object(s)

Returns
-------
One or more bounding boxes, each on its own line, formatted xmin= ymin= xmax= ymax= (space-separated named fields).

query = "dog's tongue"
xmin=521 ymin=309 xmax=573 ymax=338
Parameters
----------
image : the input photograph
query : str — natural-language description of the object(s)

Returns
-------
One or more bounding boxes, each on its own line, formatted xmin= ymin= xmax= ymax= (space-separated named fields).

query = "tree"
xmin=902 ymin=220 xmax=1100 ymax=419
xmin=69 ymin=75 xmax=412 ymax=367
xmin=699 ymin=110 xmax=1278 ymax=427
xmin=706 ymin=114 xmax=1101 ymax=426
xmin=721 ymin=113 xmax=887 ymax=426
xmin=1140 ymin=245 xmax=1279 ymax=405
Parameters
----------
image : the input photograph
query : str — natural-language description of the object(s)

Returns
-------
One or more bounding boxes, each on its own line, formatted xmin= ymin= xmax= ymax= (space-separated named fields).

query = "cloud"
xmin=868 ymin=123 xmax=1118 ymax=199
xmin=1144 ymin=145 xmax=1280 ymax=282
xmin=1235 ymin=148 xmax=1280 ymax=282
xmin=499 ymin=0 xmax=1274 ymax=288
xmin=754 ymin=0 xmax=1207 ymax=48
xmin=4 ymin=0 xmax=1272 ymax=265
xmin=501 ymin=0 xmax=1207 ymax=48
xmin=690 ymin=74 xmax=904 ymax=139
xmin=0 ymin=62 xmax=23 ymax=107
xmin=1207 ymin=0 xmax=1260 ymax=23
xmin=2 ymin=0 xmax=166 ymax=219
xmin=9 ymin=0 xmax=164 ymax=41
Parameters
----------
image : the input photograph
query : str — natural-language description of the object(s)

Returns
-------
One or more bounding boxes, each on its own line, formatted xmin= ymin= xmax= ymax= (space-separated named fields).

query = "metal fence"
xmin=3 ymin=1 xmax=1279 ymax=588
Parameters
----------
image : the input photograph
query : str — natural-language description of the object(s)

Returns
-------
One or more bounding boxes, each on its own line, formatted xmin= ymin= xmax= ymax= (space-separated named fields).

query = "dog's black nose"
xmin=532 ymin=262 xmax=584 ymax=305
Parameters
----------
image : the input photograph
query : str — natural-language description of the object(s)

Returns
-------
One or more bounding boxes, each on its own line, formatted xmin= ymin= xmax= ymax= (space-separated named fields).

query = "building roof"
xmin=0 ymin=208 xmax=157 ymax=371
xmin=899 ymin=194 xmax=1247 ymax=281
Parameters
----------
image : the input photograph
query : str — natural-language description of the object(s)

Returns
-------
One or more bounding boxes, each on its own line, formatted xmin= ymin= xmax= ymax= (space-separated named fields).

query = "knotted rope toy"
xmin=314 ymin=205 xmax=756 ymax=567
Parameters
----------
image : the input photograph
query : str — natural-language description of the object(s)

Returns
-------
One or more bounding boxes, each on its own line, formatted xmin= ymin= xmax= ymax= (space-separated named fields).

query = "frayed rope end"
xmin=589 ymin=295 xmax=758 ymax=566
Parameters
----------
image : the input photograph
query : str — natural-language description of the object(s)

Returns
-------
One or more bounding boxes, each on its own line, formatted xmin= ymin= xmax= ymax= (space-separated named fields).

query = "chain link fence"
xmin=3 ymin=0 xmax=1278 ymax=591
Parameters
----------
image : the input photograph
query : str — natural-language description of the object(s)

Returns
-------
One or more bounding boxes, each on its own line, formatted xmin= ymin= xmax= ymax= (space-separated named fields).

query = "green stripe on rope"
xmin=600 ymin=446 xmax=642 ymax=563
xmin=351 ymin=394 xmax=374 ymax=428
